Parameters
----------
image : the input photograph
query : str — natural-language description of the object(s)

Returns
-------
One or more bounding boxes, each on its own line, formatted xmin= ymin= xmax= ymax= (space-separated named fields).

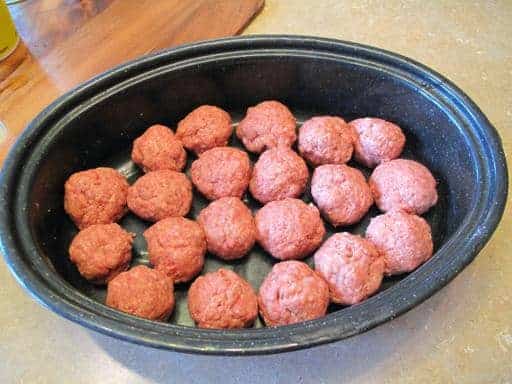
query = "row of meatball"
xmin=105 ymin=261 xmax=326 ymax=328
xmin=69 ymin=197 xmax=433 ymax=327
xmin=141 ymin=100 xmax=408 ymax=167
xmin=131 ymin=100 xmax=405 ymax=172
xmin=65 ymin=149 xmax=437 ymax=234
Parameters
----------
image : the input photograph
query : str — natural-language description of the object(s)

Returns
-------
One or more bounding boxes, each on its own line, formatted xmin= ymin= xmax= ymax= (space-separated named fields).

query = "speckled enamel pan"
xmin=0 ymin=36 xmax=507 ymax=355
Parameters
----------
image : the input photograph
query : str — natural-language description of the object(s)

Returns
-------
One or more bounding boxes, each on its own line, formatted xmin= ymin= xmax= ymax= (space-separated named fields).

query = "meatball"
xmin=144 ymin=217 xmax=206 ymax=283
xmin=237 ymin=100 xmax=296 ymax=153
xmin=131 ymin=124 xmax=186 ymax=172
xmin=369 ymin=159 xmax=438 ymax=214
xmin=298 ymin=116 xmax=355 ymax=166
xmin=197 ymin=197 xmax=256 ymax=260
xmin=127 ymin=170 xmax=192 ymax=222
xmin=64 ymin=167 xmax=129 ymax=229
xmin=314 ymin=233 xmax=384 ymax=305
xmin=176 ymin=105 xmax=232 ymax=155
xmin=311 ymin=164 xmax=373 ymax=227
xmin=249 ymin=146 xmax=309 ymax=204
xmin=350 ymin=117 xmax=405 ymax=168
xmin=255 ymin=198 xmax=325 ymax=260
xmin=106 ymin=265 xmax=174 ymax=321
xmin=190 ymin=147 xmax=251 ymax=200
xmin=258 ymin=261 xmax=329 ymax=326
xmin=366 ymin=210 xmax=434 ymax=275
xmin=188 ymin=269 xmax=258 ymax=329
xmin=69 ymin=223 xmax=134 ymax=284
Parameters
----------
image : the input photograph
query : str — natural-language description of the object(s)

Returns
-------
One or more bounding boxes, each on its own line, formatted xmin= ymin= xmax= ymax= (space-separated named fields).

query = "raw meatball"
xmin=106 ymin=265 xmax=174 ymax=321
xmin=369 ymin=159 xmax=438 ymax=214
xmin=197 ymin=197 xmax=256 ymax=260
xmin=176 ymin=105 xmax=232 ymax=155
xmin=366 ymin=210 xmax=434 ymax=275
xmin=258 ymin=261 xmax=329 ymax=326
xmin=255 ymin=198 xmax=325 ymax=260
xmin=144 ymin=217 xmax=206 ymax=283
xmin=350 ymin=117 xmax=405 ymax=168
xmin=69 ymin=223 xmax=134 ymax=284
xmin=64 ymin=167 xmax=129 ymax=229
xmin=190 ymin=147 xmax=251 ymax=200
xmin=311 ymin=164 xmax=373 ymax=227
xmin=249 ymin=146 xmax=309 ymax=204
xmin=237 ymin=100 xmax=296 ymax=153
xmin=314 ymin=232 xmax=384 ymax=305
xmin=127 ymin=170 xmax=192 ymax=222
xmin=131 ymin=124 xmax=186 ymax=172
xmin=188 ymin=269 xmax=258 ymax=329
xmin=298 ymin=116 xmax=355 ymax=166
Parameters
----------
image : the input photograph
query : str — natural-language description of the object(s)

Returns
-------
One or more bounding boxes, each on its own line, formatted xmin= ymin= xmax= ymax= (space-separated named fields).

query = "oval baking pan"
xmin=0 ymin=36 xmax=507 ymax=355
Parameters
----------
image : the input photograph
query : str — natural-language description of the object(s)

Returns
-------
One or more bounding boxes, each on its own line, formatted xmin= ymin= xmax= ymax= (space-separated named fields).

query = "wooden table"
xmin=0 ymin=0 xmax=263 ymax=163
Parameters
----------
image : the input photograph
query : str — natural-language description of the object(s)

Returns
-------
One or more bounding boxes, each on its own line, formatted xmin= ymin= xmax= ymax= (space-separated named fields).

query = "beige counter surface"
xmin=1 ymin=1 xmax=511 ymax=383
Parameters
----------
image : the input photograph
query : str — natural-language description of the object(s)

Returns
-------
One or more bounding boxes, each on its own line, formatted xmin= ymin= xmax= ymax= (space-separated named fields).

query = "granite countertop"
xmin=1 ymin=1 xmax=510 ymax=383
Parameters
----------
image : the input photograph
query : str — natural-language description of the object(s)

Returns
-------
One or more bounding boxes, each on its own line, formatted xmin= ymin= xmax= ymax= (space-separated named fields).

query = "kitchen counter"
xmin=1 ymin=1 xmax=510 ymax=383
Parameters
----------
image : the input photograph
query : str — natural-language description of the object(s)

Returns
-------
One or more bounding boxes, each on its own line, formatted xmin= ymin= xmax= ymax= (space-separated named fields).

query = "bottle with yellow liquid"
xmin=0 ymin=0 xmax=19 ymax=61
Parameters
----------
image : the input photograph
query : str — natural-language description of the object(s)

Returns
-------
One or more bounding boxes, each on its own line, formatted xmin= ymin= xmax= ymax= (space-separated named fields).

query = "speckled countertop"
xmin=1 ymin=1 xmax=511 ymax=383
